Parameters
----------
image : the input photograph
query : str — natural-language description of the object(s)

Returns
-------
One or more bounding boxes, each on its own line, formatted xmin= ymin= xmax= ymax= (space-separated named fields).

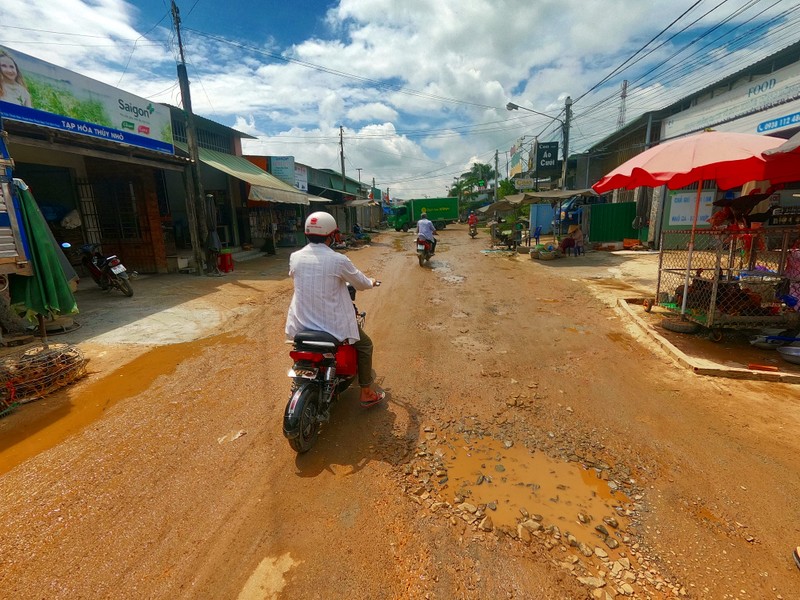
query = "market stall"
xmin=652 ymin=225 xmax=800 ymax=340
xmin=593 ymin=130 xmax=800 ymax=339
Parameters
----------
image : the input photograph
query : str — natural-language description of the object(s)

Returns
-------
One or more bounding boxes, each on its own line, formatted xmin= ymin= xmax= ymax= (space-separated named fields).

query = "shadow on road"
xmin=293 ymin=388 xmax=420 ymax=478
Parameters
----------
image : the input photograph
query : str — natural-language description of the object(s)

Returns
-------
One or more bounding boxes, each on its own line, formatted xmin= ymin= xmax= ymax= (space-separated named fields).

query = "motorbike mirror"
xmin=61 ymin=242 xmax=72 ymax=249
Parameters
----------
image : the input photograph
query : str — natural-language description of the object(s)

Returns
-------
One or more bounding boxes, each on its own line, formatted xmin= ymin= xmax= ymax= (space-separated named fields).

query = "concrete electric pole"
xmin=171 ymin=0 xmax=208 ymax=275
xmin=561 ymin=96 xmax=572 ymax=190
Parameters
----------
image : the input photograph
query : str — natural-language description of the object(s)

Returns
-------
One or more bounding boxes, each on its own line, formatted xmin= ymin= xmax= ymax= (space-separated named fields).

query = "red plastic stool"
xmin=218 ymin=252 xmax=234 ymax=273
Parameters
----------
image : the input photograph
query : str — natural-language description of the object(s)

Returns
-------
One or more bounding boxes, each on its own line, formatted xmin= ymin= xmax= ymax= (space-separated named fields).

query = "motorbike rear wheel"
xmin=288 ymin=386 xmax=320 ymax=453
xmin=116 ymin=278 xmax=134 ymax=297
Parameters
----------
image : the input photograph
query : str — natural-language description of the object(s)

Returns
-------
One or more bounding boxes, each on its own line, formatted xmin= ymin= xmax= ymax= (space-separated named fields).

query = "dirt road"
xmin=1 ymin=226 xmax=799 ymax=599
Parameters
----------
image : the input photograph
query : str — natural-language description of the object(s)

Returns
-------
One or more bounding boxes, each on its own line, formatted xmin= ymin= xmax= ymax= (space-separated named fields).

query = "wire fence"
xmin=656 ymin=227 xmax=800 ymax=330
xmin=0 ymin=343 xmax=88 ymax=413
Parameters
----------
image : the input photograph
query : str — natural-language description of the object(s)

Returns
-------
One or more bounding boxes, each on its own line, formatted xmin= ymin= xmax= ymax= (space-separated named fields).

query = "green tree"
xmin=497 ymin=178 xmax=516 ymax=200
xmin=454 ymin=162 xmax=496 ymax=204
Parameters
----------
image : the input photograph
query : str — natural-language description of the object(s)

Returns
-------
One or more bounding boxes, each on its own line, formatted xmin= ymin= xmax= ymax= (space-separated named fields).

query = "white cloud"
xmin=2 ymin=0 xmax=795 ymax=199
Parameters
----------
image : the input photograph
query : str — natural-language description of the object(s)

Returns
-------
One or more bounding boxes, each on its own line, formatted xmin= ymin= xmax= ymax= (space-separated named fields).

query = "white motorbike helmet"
xmin=304 ymin=211 xmax=338 ymax=236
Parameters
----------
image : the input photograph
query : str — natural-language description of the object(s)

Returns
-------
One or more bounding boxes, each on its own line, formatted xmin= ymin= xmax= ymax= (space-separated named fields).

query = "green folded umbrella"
xmin=9 ymin=183 xmax=78 ymax=321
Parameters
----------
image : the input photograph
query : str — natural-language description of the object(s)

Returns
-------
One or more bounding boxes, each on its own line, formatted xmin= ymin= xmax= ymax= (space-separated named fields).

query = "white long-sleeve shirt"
xmin=285 ymin=243 xmax=373 ymax=343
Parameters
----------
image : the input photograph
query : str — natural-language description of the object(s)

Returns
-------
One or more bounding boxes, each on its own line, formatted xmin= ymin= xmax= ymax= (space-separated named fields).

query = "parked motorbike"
xmin=416 ymin=236 xmax=434 ymax=266
xmin=283 ymin=281 xmax=380 ymax=453
xmin=62 ymin=242 xmax=134 ymax=297
xmin=469 ymin=224 xmax=478 ymax=238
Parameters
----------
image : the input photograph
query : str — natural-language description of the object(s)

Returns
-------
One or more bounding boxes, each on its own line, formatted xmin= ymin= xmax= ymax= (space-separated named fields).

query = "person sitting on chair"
xmin=558 ymin=235 xmax=575 ymax=254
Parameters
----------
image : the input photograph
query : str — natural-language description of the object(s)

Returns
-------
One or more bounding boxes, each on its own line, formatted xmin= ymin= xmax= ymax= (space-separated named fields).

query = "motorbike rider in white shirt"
xmin=416 ymin=212 xmax=437 ymax=254
xmin=285 ymin=212 xmax=385 ymax=407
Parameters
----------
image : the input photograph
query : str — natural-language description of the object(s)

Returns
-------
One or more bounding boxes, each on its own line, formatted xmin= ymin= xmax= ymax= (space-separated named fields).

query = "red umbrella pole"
xmin=680 ymin=184 xmax=704 ymax=316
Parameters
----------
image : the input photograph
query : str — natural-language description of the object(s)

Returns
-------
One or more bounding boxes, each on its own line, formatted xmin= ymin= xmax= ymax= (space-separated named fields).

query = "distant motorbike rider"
xmin=467 ymin=211 xmax=478 ymax=230
xmin=285 ymin=212 xmax=385 ymax=407
xmin=417 ymin=212 xmax=437 ymax=254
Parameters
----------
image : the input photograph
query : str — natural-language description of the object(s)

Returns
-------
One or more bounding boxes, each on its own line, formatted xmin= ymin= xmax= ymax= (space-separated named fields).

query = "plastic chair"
xmin=532 ymin=226 xmax=542 ymax=245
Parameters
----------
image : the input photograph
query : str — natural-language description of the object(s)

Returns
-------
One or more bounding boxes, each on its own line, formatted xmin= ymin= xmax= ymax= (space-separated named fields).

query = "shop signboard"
xmin=667 ymin=190 xmax=714 ymax=228
xmin=270 ymin=155 xmax=295 ymax=186
xmin=514 ymin=178 xmax=535 ymax=190
xmin=536 ymin=142 xmax=559 ymax=177
xmin=0 ymin=45 xmax=173 ymax=154
xmin=509 ymin=143 xmax=525 ymax=178
xmin=294 ymin=164 xmax=308 ymax=191
xmin=663 ymin=61 xmax=800 ymax=138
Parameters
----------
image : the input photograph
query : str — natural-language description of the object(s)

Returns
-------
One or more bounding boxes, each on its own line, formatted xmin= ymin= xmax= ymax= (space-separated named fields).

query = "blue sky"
xmin=2 ymin=0 xmax=798 ymax=198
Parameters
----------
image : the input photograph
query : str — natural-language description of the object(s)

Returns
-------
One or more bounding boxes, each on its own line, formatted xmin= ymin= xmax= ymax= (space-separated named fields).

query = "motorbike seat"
xmin=293 ymin=330 xmax=341 ymax=351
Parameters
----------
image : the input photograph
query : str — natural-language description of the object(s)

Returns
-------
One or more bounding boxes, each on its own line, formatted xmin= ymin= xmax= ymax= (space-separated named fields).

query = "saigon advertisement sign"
xmin=0 ymin=45 xmax=173 ymax=154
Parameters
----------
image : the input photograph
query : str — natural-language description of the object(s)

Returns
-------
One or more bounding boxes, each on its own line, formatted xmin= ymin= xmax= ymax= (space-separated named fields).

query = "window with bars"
xmin=77 ymin=179 xmax=142 ymax=242
xmin=171 ymin=120 xmax=232 ymax=153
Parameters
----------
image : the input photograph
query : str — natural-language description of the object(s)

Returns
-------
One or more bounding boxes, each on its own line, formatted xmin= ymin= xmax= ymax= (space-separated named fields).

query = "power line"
xmin=573 ymin=0 xmax=707 ymax=104
xmin=118 ymin=10 xmax=172 ymax=86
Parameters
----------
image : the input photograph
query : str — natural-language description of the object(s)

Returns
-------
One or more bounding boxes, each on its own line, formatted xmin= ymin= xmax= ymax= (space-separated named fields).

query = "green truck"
xmin=388 ymin=197 xmax=459 ymax=232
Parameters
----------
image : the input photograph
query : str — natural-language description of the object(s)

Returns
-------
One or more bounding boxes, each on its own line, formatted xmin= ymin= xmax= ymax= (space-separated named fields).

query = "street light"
xmin=507 ymin=98 xmax=572 ymax=191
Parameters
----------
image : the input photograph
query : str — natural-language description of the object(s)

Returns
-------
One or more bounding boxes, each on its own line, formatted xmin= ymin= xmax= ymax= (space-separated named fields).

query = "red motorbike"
xmin=283 ymin=282 xmax=379 ymax=453
xmin=416 ymin=236 xmax=434 ymax=266
xmin=63 ymin=243 xmax=134 ymax=297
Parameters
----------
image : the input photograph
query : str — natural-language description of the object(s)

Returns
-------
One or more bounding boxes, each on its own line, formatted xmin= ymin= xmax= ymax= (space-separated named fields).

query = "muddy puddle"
xmin=0 ymin=334 xmax=243 ymax=476
xmin=444 ymin=436 xmax=629 ymax=549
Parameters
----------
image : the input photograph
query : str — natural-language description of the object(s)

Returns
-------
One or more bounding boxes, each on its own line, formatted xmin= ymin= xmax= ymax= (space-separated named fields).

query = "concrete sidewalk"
xmin=60 ymin=250 xmax=292 ymax=348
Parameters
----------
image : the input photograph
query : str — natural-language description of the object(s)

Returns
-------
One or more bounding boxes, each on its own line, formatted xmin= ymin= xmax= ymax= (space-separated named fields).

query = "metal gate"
xmin=76 ymin=179 xmax=145 ymax=243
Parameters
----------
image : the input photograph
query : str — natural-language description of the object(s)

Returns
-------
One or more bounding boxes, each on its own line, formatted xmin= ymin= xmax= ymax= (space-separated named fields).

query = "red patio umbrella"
xmin=762 ymin=130 xmax=800 ymax=184
xmin=593 ymin=131 xmax=785 ymax=193
xmin=592 ymin=130 xmax=785 ymax=316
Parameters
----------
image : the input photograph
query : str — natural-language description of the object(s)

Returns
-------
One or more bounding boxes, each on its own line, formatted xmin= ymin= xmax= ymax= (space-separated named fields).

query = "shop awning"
xmin=248 ymin=185 xmax=307 ymax=205
xmin=174 ymin=142 xmax=309 ymax=205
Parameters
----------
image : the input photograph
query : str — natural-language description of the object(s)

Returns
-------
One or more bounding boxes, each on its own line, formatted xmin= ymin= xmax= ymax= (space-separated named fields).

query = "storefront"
xmin=0 ymin=45 xmax=188 ymax=273
xmin=243 ymin=156 xmax=334 ymax=249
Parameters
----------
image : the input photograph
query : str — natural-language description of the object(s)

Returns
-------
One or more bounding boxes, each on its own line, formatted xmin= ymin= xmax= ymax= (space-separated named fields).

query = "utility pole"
xmin=561 ymin=96 xmax=572 ymax=190
xmin=493 ymin=149 xmax=499 ymax=202
xmin=171 ymin=0 xmax=207 ymax=275
xmin=339 ymin=126 xmax=346 ymax=191
xmin=339 ymin=125 xmax=350 ymax=232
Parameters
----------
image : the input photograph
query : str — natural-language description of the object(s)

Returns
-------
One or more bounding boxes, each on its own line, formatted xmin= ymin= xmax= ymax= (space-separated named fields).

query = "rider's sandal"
xmin=360 ymin=390 xmax=386 ymax=408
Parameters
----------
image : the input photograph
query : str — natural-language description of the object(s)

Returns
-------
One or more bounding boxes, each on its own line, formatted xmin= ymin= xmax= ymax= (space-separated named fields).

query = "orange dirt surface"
xmin=1 ymin=226 xmax=799 ymax=599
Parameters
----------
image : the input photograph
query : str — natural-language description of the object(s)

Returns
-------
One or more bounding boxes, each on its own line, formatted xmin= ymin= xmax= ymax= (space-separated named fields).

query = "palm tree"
xmin=462 ymin=162 xmax=496 ymax=188
xmin=448 ymin=179 xmax=468 ymax=199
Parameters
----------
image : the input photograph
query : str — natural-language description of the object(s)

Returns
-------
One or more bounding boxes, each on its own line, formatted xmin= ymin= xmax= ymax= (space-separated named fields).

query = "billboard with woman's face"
xmin=0 ymin=45 xmax=173 ymax=154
